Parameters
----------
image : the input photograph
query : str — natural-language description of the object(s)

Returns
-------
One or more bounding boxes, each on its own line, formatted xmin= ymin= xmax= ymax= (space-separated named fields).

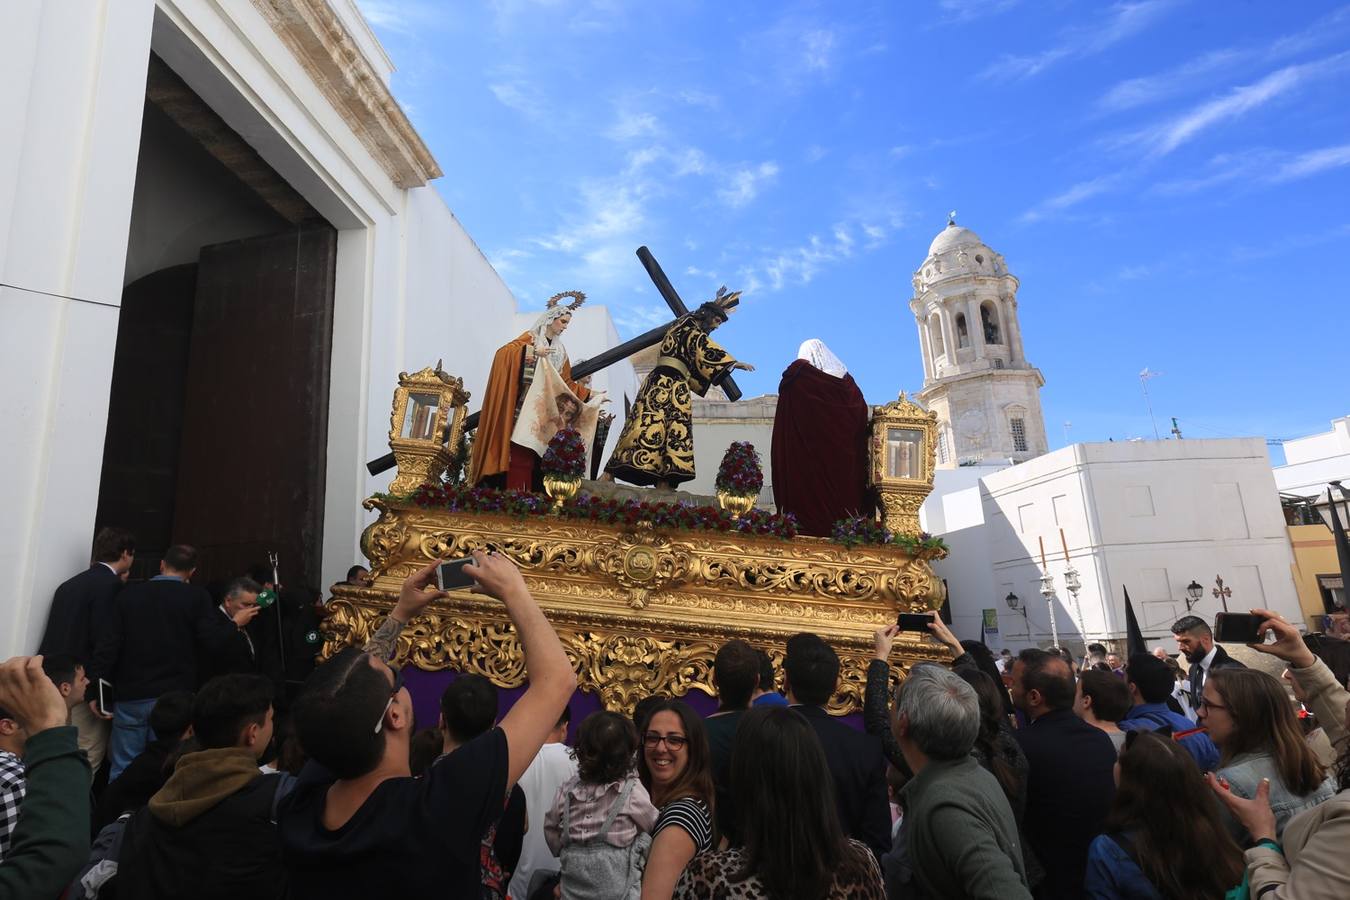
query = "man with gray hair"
xmin=891 ymin=663 xmax=1030 ymax=899
xmin=198 ymin=577 xmax=264 ymax=685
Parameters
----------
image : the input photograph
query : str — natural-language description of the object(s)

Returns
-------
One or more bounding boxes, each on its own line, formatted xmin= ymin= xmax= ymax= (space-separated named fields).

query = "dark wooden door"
xmin=96 ymin=264 xmax=199 ymax=579
xmin=172 ymin=225 xmax=337 ymax=591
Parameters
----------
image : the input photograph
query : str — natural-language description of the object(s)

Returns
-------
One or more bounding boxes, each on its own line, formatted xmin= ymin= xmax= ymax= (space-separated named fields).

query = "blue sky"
xmin=357 ymin=0 xmax=1350 ymax=456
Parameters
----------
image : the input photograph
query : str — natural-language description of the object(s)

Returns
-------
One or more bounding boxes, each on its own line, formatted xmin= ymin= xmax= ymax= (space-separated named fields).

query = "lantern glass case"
xmin=401 ymin=392 xmax=442 ymax=441
xmin=868 ymin=392 xmax=938 ymax=536
xmin=885 ymin=427 xmax=925 ymax=481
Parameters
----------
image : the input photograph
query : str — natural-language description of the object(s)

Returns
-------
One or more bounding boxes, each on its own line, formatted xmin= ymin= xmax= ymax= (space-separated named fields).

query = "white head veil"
xmin=529 ymin=306 xmax=573 ymax=369
xmin=798 ymin=339 xmax=848 ymax=377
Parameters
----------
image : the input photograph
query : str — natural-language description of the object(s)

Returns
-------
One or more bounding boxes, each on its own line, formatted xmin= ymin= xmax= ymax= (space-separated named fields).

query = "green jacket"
xmin=0 ymin=725 xmax=91 ymax=898
xmin=901 ymin=755 xmax=1031 ymax=899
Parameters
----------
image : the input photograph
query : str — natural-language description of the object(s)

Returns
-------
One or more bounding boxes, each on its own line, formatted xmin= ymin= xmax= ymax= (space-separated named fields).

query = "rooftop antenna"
xmin=1139 ymin=368 xmax=1162 ymax=441
xmin=1170 ymin=417 xmax=1183 ymax=440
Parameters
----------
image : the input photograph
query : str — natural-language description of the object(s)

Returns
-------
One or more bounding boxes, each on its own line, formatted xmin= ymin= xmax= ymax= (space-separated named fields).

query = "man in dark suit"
xmin=38 ymin=526 xmax=134 ymax=773
xmin=783 ymin=632 xmax=891 ymax=862
xmin=1171 ymin=614 xmax=1246 ymax=710
xmin=90 ymin=545 xmax=219 ymax=779
xmin=1011 ymin=648 xmax=1116 ymax=900
xmin=198 ymin=577 xmax=264 ymax=687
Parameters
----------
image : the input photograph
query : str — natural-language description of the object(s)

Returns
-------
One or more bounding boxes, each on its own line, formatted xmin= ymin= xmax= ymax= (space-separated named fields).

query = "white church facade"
xmin=0 ymin=0 xmax=633 ymax=658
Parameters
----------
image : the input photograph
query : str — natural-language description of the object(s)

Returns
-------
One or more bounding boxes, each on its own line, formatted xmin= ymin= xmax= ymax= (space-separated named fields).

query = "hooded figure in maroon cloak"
xmin=771 ymin=340 xmax=874 ymax=537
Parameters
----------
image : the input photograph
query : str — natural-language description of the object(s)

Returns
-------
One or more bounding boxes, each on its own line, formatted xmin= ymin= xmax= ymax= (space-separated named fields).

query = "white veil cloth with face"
xmin=797 ymin=339 xmax=848 ymax=377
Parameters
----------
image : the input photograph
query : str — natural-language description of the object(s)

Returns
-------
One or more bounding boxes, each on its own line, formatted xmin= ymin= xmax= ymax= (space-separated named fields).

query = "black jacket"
xmin=197 ymin=607 xmax=260 ymax=687
xmin=90 ymin=578 xmax=219 ymax=701
xmin=1015 ymin=708 xmax=1117 ymax=900
xmin=95 ymin=738 xmax=177 ymax=831
xmin=39 ymin=564 xmax=122 ymax=673
xmin=117 ymin=759 xmax=289 ymax=899
xmin=1188 ymin=644 xmax=1246 ymax=709
xmin=795 ymin=703 xmax=892 ymax=862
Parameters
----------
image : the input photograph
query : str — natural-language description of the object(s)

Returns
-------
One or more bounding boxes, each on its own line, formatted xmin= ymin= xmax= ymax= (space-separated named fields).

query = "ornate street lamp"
xmin=1185 ymin=580 xmax=1204 ymax=611
xmin=1039 ymin=572 xmax=1060 ymax=649
xmin=1213 ymin=575 xmax=1232 ymax=613
xmin=1005 ymin=591 xmax=1029 ymax=634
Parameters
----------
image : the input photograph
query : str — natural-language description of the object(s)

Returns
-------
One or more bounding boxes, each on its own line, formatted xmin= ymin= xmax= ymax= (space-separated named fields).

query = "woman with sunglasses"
xmin=1208 ymin=608 xmax=1350 ymax=899
xmin=1085 ymin=729 xmax=1244 ymax=899
xmin=1199 ymin=665 xmax=1335 ymax=841
xmin=636 ymin=699 xmax=715 ymax=899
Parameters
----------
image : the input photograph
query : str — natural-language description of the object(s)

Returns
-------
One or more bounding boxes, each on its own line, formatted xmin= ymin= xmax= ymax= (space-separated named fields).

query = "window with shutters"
xmin=1011 ymin=417 xmax=1028 ymax=452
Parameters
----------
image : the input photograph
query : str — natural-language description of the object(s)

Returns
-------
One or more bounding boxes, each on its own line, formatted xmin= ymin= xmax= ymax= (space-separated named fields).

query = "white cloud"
xmin=488 ymin=80 xmax=547 ymax=119
xmin=802 ymin=29 xmax=838 ymax=72
xmin=1129 ymin=53 xmax=1350 ymax=157
xmin=937 ymin=0 xmax=1021 ymax=25
xmin=1097 ymin=49 xmax=1244 ymax=112
xmin=805 ymin=144 xmax=829 ymax=163
xmin=606 ymin=111 xmax=661 ymax=142
xmin=717 ymin=162 xmax=781 ymax=208
xmin=1270 ymin=143 xmax=1350 ymax=183
xmin=1020 ymin=177 xmax=1117 ymax=223
xmin=981 ymin=0 xmax=1176 ymax=81
xmin=736 ymin=213 xmax=901 ymax=293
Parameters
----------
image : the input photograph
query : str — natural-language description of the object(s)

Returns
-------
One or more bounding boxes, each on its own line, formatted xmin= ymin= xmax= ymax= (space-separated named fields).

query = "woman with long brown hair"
xmin=674 ymin=706 xmax=883 ymax=899
xmin=636 ymin=699 xmax=716 ymax=899
xmin=1085 ymin=730 xmax=1245 ymax=899
xmin=1200 ymin=667 xmax=1336 ymax=840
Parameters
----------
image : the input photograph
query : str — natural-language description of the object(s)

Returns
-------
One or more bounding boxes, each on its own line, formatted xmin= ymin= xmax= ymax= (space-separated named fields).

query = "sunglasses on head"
xmin=373 ymin=663 xmax=405 ymax=735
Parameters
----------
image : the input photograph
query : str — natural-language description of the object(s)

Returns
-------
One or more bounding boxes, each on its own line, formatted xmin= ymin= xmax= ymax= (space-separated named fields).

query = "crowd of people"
xmin=1 ymin=527 xmax=1348 ymax=899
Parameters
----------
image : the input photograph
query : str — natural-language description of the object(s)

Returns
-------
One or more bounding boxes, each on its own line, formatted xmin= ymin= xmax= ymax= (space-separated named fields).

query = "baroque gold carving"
xmin=319 ymin=591 xmax=949 ymax=716
xmin=339 ymin=497 xmax=952 ymax=715
xmin=869 ymin=392 xmax=939 ymax=536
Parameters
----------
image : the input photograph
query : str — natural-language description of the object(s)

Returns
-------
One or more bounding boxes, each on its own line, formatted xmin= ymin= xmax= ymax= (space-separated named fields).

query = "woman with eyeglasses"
xmin=673 ymin=706 xmax=883 ymax=898
xmin=635 ymin=699 xmax=715 ymax=899
xmin=1085 ymin=730 xmax=1244 ymax=899
xmin=1207 ymin=609 xmax=1350 ymax=899
xmin=1199 ymin=666 xmax=1336 ymax=841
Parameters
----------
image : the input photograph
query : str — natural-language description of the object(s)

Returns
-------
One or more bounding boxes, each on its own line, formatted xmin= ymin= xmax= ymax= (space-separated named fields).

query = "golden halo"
xmin=546 ymin=290 xmax=587 ymax=311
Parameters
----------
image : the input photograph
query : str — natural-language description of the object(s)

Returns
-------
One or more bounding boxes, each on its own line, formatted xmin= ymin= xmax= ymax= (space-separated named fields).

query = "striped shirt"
xmin=653 ymin=797 xmax=713 ymax=854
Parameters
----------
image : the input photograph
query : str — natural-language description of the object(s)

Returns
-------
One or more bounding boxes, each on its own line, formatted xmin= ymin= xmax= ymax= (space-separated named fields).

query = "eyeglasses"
xmin=1198 ymin=697 xmax=1227 ymax=712
xmin=373 ymin=664 xmax=405 ymax=734
xmin=643 ymin=731 xmax=688 ymax=751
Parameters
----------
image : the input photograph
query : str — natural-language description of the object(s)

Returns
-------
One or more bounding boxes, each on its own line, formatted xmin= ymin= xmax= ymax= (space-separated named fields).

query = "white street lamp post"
xmin=1039 ymin=571 xmax=1060 ymax=649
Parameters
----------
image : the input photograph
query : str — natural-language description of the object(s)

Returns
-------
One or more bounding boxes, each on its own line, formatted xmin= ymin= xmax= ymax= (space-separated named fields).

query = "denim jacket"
xmin=1215 ymin=751 xmax=1337 ymax=840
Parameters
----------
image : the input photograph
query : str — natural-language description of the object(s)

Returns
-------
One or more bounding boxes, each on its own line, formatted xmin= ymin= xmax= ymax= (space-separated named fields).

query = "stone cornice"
xmin=251 ymin=0 xmax=442 ymax=189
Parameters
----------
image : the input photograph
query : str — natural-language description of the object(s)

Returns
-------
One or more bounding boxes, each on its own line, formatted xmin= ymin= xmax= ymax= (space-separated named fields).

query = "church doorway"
xmin=95 ymin=54 xmax=336 ymax=593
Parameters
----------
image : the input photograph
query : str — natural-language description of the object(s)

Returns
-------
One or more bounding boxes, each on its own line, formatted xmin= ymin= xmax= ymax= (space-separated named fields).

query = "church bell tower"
xmin=910 ymin=218 xmax=1047 ymax=467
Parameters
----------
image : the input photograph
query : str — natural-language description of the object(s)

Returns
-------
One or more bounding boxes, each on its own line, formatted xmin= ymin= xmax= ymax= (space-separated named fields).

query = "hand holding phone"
xmin=1213 ymin=612 xmax=1263 ymax=645
xmin=897 ymin=612 xmax=934 ymax=632
xmin=436 ymin=556 xmax=477 ymax=591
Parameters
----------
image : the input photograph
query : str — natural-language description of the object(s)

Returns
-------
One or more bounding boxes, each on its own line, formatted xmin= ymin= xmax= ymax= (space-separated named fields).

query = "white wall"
xmin=926 ymin=439 xmax=1301 ymax=652
xmin=0 ymin=0 xmax=158 ymax=658
xmin=1274 ymin=415 xmax=1350 ymax=499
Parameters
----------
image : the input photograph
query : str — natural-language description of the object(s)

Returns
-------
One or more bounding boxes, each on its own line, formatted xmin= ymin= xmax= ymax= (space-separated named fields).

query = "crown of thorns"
xmin=547 ymin=291 xmax=587 ymax=311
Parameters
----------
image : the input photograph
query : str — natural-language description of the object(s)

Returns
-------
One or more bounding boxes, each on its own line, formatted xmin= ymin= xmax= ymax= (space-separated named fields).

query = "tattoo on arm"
xmin=363 ymin=616 xmax=405 ymax=662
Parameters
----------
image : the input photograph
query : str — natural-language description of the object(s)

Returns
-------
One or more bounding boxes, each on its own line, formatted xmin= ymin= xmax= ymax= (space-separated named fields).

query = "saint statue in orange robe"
xmin=468 ymin=296 xmax=594 ymax=489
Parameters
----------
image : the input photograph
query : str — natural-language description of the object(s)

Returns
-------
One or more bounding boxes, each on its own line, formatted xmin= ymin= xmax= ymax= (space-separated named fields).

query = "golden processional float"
xmin=321 ymin=361 xmax=950 ymax=717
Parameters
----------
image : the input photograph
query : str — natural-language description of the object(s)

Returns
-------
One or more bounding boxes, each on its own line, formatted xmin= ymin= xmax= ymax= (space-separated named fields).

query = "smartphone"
xmin=436 ymin=556 xmax=476 ymax=591
xmin=1213 ymin=612 xmax=1263 ymax=644
xmin=97 ymin=678 xmax=114 ymax=717
xmin=897 ymin=612 xmax=935 ymax=632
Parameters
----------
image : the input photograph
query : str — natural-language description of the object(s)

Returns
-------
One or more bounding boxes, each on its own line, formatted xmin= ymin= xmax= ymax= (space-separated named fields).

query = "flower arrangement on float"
xmin=830 ymin=515 xmax=949 ymax=558
xmin=714 ymin=441 xmax=764 ymax=519
xmin=539 ymin=428 xmax=586 ymax=509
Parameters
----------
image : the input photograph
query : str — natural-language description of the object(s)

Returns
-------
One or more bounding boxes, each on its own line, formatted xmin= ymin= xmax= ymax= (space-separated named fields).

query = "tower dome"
xmin=927 ymin=222 xmax=983 ymax=257
xmin=909 ymin=219 xmax=1046 ymax=467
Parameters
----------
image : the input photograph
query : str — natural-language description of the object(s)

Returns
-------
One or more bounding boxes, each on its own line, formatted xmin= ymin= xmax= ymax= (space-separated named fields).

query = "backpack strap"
xmin=598 ymin=778 xmax=637 ymax=840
